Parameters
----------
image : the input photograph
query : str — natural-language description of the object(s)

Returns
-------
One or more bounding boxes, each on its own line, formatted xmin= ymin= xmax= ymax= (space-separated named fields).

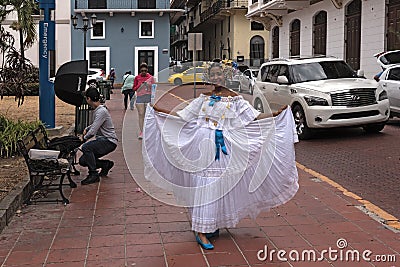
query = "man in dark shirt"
xmin=79 ymin=87 xmax=118 ymax=185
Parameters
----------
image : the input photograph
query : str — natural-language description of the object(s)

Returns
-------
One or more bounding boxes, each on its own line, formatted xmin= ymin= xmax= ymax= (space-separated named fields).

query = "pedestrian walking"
xmin=108 ymin=68 xmax=116 ymax=89
xmin=121 ymin=71 xmax=135 ymax=110
xmin=142 ymin=60 xmax=299 ymax=250
xmin=79 ymin=87 xmax=118 ymax=185
xmin=133 ymin=62 xmax=155 ymax=139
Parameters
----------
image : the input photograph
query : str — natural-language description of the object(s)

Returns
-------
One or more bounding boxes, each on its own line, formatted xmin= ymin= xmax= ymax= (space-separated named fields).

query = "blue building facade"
xmin=71 ymin=0 xmax=183 ymax=82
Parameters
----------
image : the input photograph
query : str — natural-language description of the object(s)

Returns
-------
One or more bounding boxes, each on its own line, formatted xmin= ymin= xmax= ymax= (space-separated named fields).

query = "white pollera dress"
xmin=143 ymin=94 xmax=299 ymax=233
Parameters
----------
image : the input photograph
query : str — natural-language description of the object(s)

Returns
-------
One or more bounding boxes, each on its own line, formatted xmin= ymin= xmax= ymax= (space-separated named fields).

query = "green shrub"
xmin=25 ymin=83 xmax=39 ymax=96
xmin=0 ymin=114 xmax=43 ymax=158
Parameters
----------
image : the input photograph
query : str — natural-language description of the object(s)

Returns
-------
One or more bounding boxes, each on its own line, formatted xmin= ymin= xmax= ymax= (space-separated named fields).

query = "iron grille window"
xmin=93 ymin=22 xmax=104 ymax=37
xmin=138 ymin=0 xmax=156 ymax=9
xmin=140 ymin=21 xmax=153 ymax=38
xmin=88 ymin=0 xmax=106 ymax=9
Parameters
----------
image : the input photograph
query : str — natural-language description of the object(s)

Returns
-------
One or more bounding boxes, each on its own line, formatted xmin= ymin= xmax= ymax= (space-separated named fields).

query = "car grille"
xmin=330 ymin=88 xmax=377 ymax=107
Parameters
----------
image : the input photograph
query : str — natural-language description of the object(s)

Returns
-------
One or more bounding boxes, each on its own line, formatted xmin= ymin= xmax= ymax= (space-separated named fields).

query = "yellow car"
xmin=168 ymin=67 xmax=205 ymax=85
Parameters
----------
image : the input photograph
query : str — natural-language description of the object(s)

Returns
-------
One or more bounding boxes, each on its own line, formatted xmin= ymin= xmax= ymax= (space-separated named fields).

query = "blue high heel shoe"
xmin=205 ymin=229 xmax=220 ymax=239
xmin=196 ymin=235 xmax=214 ymax=250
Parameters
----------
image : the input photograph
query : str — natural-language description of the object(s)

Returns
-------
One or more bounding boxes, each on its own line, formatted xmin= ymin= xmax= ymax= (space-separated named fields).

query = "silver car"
xmin=238 ymin=69 xmax=258 ymax=94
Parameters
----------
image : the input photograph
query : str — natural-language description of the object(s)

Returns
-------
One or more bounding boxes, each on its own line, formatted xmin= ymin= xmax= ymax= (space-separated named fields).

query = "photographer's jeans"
xmin=79 ymin=137 xmax=117 ymax=173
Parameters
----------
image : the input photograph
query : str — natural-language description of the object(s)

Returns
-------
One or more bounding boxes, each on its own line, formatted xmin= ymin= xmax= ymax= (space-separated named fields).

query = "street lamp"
xmin=71 ymin=14 xmax=97 ymax=60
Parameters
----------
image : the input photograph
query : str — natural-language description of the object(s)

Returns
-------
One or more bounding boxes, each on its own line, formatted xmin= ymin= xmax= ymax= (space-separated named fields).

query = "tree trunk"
xmin=19 ymin=28 xmax=25 ymax=69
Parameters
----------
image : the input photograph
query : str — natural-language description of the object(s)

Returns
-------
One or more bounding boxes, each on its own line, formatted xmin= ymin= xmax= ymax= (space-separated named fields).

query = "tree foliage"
xmin=0 ymin=0 xmax=38 ymax=105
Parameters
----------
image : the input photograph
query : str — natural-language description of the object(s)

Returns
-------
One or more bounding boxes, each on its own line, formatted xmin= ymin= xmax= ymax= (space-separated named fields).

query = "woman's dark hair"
xmin=125 ymin=71 xmax=132 ymax=75
xmin=139 ymin=63 xmax=148 ymax=70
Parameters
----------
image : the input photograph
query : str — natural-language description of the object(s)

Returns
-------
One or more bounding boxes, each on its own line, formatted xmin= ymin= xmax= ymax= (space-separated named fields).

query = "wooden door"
xmin=387 ymin=0 xmax=400 ymax=50
xmin=290 ymin=19 xmax=300 ymax=58
xmin=272 ymin=26 xmax=280 ymax=58
xmin=345 ymin=0 xmax=361 ymax=70
xmin=313 ymin=11 xmax=327 ymax=56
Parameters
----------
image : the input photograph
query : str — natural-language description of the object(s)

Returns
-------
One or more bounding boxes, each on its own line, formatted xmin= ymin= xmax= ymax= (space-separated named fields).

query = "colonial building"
xmin=71 ymin=0 xmax=183 ymax=82
xmin=170 ymin=0 xmax=270 ymax=67
xmin=246 ymin=0 xmax=400 ymax=78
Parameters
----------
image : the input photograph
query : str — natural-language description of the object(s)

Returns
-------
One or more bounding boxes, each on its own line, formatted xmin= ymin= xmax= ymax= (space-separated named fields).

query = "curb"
xmin=297 ymin=162 xmax=400 ymax=231
xmin=0 ymin=177 xmax=31 ymax=233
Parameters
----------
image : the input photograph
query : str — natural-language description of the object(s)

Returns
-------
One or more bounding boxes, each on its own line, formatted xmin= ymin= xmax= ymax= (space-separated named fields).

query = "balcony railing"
xmin=171 ymin=32 xmax=188 ymax=44
xmin=75 ymin=0 xmax=170 ymax=10
xmin=200 ymin=0 xmax=248 ymax=22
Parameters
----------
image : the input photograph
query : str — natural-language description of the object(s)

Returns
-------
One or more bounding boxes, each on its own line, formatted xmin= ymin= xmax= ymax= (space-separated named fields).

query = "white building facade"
xmin=1 ymin=0 xmax=72 ymax=71
xmin=246 ymin=0 xmax=400 ymax=79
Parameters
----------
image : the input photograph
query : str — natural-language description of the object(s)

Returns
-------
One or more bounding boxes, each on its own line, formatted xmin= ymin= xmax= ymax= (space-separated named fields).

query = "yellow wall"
xmin=233 ymin=11 xmax=269 ymax=61
xmin=201 ymin=10 xmax=269 ymax=65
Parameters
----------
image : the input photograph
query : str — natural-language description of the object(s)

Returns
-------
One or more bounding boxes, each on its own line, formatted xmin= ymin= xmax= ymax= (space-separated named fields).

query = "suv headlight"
xmin=378 ymin=90 xmax=388 ymax=101
xmin=304 ymin=96 xmax=329 ymax=106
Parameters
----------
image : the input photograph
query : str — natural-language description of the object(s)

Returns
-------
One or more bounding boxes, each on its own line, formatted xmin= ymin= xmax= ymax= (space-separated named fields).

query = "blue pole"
xmin=38 ymin=0 xmax=55 ymax=128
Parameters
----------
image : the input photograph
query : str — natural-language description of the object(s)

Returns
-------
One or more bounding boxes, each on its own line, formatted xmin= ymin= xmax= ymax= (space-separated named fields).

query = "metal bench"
xmin=17 ymin=125 xmax=81 ymax=205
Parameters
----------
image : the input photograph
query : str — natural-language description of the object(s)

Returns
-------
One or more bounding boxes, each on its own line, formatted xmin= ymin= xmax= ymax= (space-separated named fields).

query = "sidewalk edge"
xmin=297 ymin=162 xmax=400 ymax=231
xmin=0 ymin=177 xmax=31 ymax=234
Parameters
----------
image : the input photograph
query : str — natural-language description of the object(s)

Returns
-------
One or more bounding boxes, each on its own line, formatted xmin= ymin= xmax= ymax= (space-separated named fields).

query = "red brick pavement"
xmin=0 ymin=90 xmax=398 ymax=267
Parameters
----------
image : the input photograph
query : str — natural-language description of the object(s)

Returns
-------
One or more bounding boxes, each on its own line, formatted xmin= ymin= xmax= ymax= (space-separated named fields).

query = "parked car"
xmin=168 ymin=67 xmax=206 ymax=85
xmin=252 ymin=57 xmax=390 ymax=139
xmin=87 ymin=68 xmax=105 ymax=86
xmin=377 ymin=65 xmax=400 ymax=118
xmin=226 ymin=65 xmax=249 ymax=90
xmin=238 ymin=68 xmax=259 ymax=94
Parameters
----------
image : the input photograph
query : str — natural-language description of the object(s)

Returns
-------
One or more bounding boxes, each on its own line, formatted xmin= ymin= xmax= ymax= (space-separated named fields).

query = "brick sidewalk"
xmin=0 ymin=92 xmax=398 ymax=267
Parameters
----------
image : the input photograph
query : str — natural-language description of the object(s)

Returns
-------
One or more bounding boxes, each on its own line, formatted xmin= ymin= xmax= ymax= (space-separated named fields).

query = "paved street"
xmin=0 ymin=89 xmax=398 ymax=266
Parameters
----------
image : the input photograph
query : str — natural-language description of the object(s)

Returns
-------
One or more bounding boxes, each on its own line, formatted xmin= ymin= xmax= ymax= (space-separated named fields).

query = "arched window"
xmin=290 ymin=19 xmax=301 ymax=57
xmin=313 ymin=11 xmax=327 ymax=56
xmin=250 ymin=35 xmax=265 ymax=67
xmin=345 ymin=0 xmax=361 ymax=70
xmin=272 ymin=27 xmax=280 ymax=58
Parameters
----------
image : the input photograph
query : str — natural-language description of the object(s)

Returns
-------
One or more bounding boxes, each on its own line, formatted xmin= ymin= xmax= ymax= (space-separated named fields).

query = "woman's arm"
xmin=256 ymin=105 xmax=288 ymax=120
xmin=152 ymin=104 xmax=178 ymax=116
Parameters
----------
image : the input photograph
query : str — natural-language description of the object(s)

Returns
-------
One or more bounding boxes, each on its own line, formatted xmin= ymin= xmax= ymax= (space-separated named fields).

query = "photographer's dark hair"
xmin=84 ymin=87 xmax=100 ymax=102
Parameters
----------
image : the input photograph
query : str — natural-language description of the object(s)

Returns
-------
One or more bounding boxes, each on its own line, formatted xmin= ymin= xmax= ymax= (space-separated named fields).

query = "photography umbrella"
xmin=54 ymin=60 xmax=88 ymax=106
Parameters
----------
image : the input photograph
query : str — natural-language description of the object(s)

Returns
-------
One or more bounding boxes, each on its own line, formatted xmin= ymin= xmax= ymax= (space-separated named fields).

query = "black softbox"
xmin=54 ymin=60 xmax=88 ymax=106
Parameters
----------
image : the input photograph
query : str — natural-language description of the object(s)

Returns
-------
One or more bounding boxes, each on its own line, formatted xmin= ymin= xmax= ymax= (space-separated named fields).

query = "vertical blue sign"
xmin=38 ymin=0 xmax=55 ymax=128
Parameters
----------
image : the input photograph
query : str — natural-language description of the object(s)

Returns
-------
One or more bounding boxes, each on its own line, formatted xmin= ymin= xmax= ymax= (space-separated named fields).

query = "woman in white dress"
xmin=142 ymin=61 xmax=299 ymax=250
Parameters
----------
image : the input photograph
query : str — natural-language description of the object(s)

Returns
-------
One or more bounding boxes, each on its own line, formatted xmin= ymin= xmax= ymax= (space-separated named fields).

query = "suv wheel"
xmin=292 ymin=105 xmax=312 ymax=140
xmin=174 ymin=78 xmax=182 ymax=85
xmin=363 ymin=123 xmax=385 ymax=134
xmin=254 ymin=98 xmax=264 ymax=113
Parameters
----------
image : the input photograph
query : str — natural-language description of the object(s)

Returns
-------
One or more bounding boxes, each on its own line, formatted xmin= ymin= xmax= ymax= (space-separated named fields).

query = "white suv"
xmin=252 ymin=57 xmax=390 ymax=139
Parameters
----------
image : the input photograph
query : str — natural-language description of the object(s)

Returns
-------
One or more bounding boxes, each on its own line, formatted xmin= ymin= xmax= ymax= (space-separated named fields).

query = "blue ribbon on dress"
xmin=209 ymin=95 xmax=221 ymax=106
xmin=215 ymin=129 xmax=228 ymax=160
